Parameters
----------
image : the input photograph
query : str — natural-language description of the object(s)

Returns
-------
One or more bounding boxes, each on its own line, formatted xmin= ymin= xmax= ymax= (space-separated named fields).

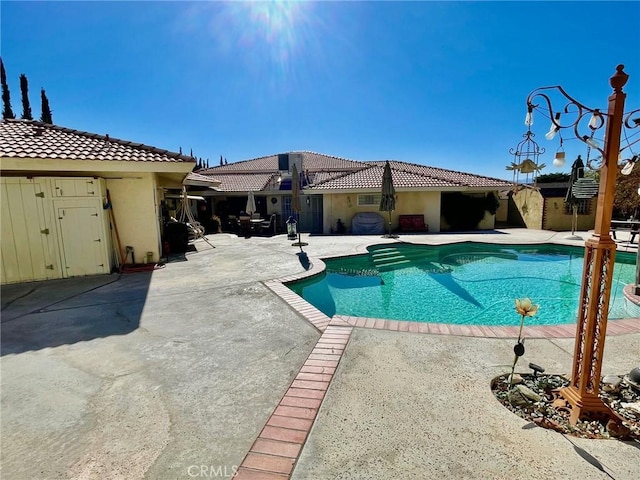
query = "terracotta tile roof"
xmin=196 ymin=151 xmax=368 ymax=192
xmin=198 ymin=153 xmax=513 ymax=192
xmin=341 ymin=160 xmax=515 ymax=189
xmin=205 ymin=173 xmax=276 ymax=192
xmin=0 ymin=119 xmax=195 ymax=163
xmin=184 ymin=171 xmax=222 ymax=187
xmin=198 ymin=151 xmax=366 ymax=174
xmin=309 ymin=163 xmax=459 ymax=190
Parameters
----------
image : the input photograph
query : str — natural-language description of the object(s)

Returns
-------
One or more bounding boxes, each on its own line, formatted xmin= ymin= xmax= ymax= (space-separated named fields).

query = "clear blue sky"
xmin=2 ymin=1 xmax=639 ymax=180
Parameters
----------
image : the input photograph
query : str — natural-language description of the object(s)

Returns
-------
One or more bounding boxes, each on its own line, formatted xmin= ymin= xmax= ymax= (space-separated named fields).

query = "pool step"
xmin=369 ymin=246 xmax=438 ymax=270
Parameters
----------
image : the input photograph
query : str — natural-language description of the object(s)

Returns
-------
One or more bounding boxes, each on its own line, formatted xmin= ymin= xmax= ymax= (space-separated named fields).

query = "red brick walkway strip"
xmin=234 ymin=325 xmax=353 ymax=479
xmin=332 ymin=315 xmax=640 ymax=338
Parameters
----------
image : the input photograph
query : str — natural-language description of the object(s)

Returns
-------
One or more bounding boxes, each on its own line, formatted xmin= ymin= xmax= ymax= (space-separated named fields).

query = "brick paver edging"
xmin=265 ymin=276 xmax=640 ymax=339
xmin=234 ymin=325 xmax=353 ymax=479
xmin=333 ymin=315 xmax=640 ymax=337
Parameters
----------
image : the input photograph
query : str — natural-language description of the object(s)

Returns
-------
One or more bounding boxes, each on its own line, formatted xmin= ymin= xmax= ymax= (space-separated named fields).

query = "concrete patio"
xmin=1 ymin=229 xmax=638 ymax=479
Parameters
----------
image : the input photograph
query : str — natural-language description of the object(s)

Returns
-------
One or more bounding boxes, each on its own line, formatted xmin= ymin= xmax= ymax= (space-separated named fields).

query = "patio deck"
xmin=1 ymin=229 xmax=638 ymax=479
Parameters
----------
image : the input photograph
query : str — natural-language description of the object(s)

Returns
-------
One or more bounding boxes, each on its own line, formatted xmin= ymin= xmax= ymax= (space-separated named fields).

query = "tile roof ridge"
xmin=1 ymin=118 xmax=195 ymax=162
xmin=310 ymin=163 xmax=376 ymax=188
xmin=198 ymin=153 xmax=277 ymax=170
xmin=197 ymin=151 xmax=372 ymax=174
xmin=372 ymin=158 xmax=513 ymax=184
xmin=241 ymin=153 xmax=277 ymax=163
xmin=300 ymin=150 xmax=369 ymax=164
xmin=237 ymin=151 xmax=363 ymax=163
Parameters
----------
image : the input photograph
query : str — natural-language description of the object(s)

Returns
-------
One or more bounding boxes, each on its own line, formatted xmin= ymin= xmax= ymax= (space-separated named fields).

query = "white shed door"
xmin=57 ymin=206 xmax=107 ymax=277
xmin=0 ymin=178 xmax=61 ymax=283
xmin=53 ymin=178 xmax=99 ymax=197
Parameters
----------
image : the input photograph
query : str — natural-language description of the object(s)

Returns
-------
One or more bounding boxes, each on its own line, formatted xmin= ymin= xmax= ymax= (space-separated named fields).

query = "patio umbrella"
xmin=291 ymin=163 xmax=301 ymax=215
xmin=565 ymin=155 xmax=584 ymax=237
xmin=246 ymin=190 xmax=256 ymax=216
xmin=291 ymin=163 xmax=307 ymax=248
xmin=379 ymin=161 xmax=398 ymax=238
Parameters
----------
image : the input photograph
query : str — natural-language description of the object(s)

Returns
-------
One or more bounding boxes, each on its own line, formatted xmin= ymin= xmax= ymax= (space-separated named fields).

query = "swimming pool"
xmin=287 ymin=242 xmax=637 ymax=326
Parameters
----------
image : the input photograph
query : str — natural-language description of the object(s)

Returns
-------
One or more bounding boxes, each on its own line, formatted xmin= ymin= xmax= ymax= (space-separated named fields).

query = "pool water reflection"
xmin=287 ymin=243 xmax=637 ymax=326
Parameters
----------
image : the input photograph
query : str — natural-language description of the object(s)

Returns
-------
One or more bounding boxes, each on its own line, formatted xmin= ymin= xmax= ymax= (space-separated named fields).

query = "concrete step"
xmin=370 ymin=245 xmax=438 ymax=270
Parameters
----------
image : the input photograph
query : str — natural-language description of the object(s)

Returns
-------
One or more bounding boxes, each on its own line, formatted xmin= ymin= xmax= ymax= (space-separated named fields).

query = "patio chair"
xmin=259 ymin=213 xmax=277 ymax=236
xmin=239 ymin=214 xmax=251 ymax=237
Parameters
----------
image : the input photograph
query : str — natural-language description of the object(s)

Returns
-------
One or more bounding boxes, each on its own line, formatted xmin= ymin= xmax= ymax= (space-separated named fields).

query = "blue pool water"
xmin=288 ymin=243 xmax=637 ymax=326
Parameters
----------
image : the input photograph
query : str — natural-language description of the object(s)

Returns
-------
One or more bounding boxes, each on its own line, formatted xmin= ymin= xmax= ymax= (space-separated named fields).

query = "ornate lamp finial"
xmin=610 ymin=64 xmax=628 ymax=92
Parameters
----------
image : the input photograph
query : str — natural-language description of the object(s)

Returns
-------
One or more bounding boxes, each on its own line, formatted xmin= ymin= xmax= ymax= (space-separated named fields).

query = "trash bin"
xmin=164 ymin=222 xmax=189 ymax=254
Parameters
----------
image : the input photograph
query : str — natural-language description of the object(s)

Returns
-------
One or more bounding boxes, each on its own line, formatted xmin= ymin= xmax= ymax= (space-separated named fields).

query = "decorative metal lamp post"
xmin=525 ymin=65 xmax=639 ymax=425
xmin=636 ymin=183 xmax=640 ymax=296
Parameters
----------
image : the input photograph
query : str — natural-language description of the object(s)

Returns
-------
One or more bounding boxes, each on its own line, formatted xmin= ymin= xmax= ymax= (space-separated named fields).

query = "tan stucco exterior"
xmin=107 ymin=174 xmax=161 ymax=261
xmin=509 ymin=186 xmax=596 ymax=231
xmin=510 ymin=187 xmax=545 ymax=229
xmin=321 ymin=190 xmax=444 ymax=234
xmin=542 ymin=197 xmax=597 ymax=231
xmin=496 ymin=197 xmax=509 ymax=223
xmin=206 ymin=190 xmax=499 ymax=234
xmin=1 ymin=155 xmax=193 ymax=283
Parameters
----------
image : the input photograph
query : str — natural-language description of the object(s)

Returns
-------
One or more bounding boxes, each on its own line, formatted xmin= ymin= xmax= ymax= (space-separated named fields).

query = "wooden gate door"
xmin=0 ymin=177 xmax=61 ymax=283
xmin=56 ymin=203 xmax=108 ymax=277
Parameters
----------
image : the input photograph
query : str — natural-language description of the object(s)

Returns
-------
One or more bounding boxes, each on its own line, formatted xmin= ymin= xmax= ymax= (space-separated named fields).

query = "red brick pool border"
xmin=235 ymin=253 xmax=639 ymax=479
xmin=264 ymin=270 xmax=640 ymax=339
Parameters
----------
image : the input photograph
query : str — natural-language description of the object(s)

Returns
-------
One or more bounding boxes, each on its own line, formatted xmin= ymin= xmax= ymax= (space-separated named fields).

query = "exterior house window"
xmin=564 ymin=199 xmax=591 ymax=215
xmin=357 ymin=194 xmax=382 ymax=207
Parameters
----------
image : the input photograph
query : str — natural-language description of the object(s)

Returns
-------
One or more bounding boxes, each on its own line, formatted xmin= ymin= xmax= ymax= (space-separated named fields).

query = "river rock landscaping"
xmin=492 ymin=371 xmax=640 ymax=440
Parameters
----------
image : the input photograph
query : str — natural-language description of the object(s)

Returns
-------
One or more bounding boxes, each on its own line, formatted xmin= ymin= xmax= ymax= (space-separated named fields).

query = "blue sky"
xmin=2 ymin=1 xmax=639 ymax=180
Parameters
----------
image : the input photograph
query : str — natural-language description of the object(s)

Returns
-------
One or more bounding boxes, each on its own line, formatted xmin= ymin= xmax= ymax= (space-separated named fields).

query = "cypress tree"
xmin=1 ymin=58 xmax=15 ymax=119
xmin=20 ymin=73 xmax=32 ymax=120
xmin=40 ymin=88 xmax=53 ymax=124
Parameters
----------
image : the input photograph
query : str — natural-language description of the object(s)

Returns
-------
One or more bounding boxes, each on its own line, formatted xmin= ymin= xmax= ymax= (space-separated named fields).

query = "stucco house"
xmin=0 ymin=119 xmax=195 ymax=284
xmin=507 ymin=182 xmax=597 ymax=231
xmin=193 ymin=152 xmax=514 ymax=235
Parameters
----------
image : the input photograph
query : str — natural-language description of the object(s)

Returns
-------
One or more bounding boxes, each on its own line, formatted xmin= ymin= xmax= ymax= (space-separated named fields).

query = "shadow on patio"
xmin=1 ymin=272 xmax=151 ymax=356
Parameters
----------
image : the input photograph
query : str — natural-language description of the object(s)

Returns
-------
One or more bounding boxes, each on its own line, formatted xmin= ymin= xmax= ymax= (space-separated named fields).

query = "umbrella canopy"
xmin=565 ymin=155 xmax=585 ymax=237
xmin=291 ymin=163 xmax=301 ymax=214
xmin=565 ymin=155 xmax=585 ymax=206
xmin=379 ymin=161 xmax=396 ymax=212
xmin=246 ymin=190 xmax=257 ymax=215
xmin=379 ymin=161 xmax=397 ymax=238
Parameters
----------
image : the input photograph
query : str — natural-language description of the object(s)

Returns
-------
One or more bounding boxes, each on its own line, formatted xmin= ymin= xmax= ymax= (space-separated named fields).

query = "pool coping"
xmin=265 ymin=240 xmax=640 ymax=339
xmin=235 ymin=238 xmax=639 ymax=479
